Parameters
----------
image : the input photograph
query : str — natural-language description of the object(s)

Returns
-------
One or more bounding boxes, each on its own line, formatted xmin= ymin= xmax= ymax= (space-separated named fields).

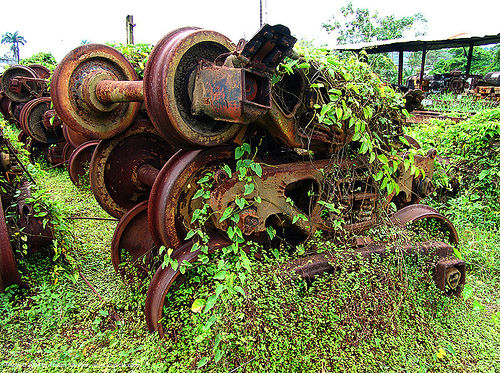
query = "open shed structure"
xmin=335 ymin=33 xmax=500 ymax=87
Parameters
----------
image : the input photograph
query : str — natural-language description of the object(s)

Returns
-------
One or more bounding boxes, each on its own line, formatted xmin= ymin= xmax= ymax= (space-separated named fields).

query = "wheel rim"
xmin=144 ymin=236 xmax=231 ymax=336
xmin=144 ymin=28 xmax=241 ymax=148
xmin=0 ymin=197 xmax=22 ymax=292
xmin=51 ymin=44 xmax=140 ymax=139
xmin=147 ymin=146 xmax=233 ymax=249
xmin=20 ymin=97 xmax=64 ymax=144
xmin=111 ymin=200 xmax=157 ymax=279
xmin=89 ymin=118 xmax=176 ymax=218
xmin=68 ymin=140 xmax=99 ymax=186
xmin=0 ymin=65 xmax=42 ymax=103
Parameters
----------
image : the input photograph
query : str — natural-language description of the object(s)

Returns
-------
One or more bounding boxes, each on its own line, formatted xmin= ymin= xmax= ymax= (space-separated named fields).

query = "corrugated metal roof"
xmin=332 ymin=33 xmax=500 ymax=53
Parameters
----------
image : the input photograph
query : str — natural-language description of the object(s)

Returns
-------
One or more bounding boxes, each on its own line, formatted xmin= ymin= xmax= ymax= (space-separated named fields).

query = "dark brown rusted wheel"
xmin=28 ymin=64 xmax=51 ymax=79
xmin=89 ymin=118 xmax=176 ymax=218
xmin=148 ymin=146 xmax=233 ymax=249
xmin=20 ymin=97 xmax=64 ymax=144
xmin=111 ymin=200 xmax=157 ymax=279
xmin=46 ymin=142 xmax=67 ymax=165
xmin=143 ymin=28 xmax=242 ymax=148
xmin=51 ymin=44 xmax=140 ymax=139
xmin=0 ymin=65 xmax=44 ymax=103
xmin=16 ymin=182 xmax=54 ymax=251
xmin=27 ymin=139 xmax=48 ymax=163
xmin=144 ymin=236 xmax=231 ymax=336
xmin=8 ymin=100 xmax=25 ymax=127
xmin=62 ymin=124 xmax=93 ymax=148
xmin=0 ymin=196 xmax=23 ymax=292
xmin=62 ymin=142 xmax=75 ymax=162
xmin=0 ymin=95 xmax=11 ymax=119
xmin=68 ymin=140 xmax=99 ymax=186
xmin=390 ymin=204 xmax=459 ymax=245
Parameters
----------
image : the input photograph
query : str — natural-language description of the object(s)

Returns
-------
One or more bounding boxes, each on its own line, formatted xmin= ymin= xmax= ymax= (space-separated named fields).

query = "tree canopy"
xmin=323 ymin=2 xmax=427 ymax=45
xmin=1 ymin=31 xmax=26 ymax=63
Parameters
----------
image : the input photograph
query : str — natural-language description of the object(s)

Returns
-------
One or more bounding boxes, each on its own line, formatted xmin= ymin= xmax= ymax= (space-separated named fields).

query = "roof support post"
xmin=398 ymin=50 xmax=404 ymax=86
xmin=419 ymin=47 xmax=427 ymax=90
xmin=465 ymin=43 xmax=474 ymax=78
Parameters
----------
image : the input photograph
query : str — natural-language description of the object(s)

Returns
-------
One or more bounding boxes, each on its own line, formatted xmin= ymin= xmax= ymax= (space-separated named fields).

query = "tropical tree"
xmin=323 ymin=2 xmax=427 ymax=45
xmin=1 ymin=31 xmax=26 ymax=63
xmin=322 ymin=2 xmax=427 ymax=84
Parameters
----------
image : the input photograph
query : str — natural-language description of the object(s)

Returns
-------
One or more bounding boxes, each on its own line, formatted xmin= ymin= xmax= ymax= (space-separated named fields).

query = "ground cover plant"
xmin=0 ymin=48 xmax=499 ymax=372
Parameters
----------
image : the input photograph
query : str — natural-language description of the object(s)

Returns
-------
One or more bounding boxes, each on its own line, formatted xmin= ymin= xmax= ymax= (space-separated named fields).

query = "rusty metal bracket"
xmin=236 ymin=24 xmax=297 ymax=73
xmin=191 ymin=60 xmax=271 ymax=124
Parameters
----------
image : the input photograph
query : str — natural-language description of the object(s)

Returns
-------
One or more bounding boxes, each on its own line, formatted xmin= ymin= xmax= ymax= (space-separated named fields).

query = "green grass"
xmin=0 ymin=116 xmax=499 ymax=372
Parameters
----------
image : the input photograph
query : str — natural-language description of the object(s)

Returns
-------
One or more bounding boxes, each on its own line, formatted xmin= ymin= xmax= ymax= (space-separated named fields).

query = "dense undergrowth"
xmin=0 ymin=50 xmax=499 ymax=369
xmin=0 ymin=106 xmax=498 ymax=371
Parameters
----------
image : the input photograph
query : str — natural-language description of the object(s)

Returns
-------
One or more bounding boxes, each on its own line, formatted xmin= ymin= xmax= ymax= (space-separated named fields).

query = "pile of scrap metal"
xmin=406 ymin=70 xmax=479 ymax=95
xmin=0 ymin=65 xmax=99 ymax=186
xmin=0 ymin=129 xmax=54 ymax=292
xmin=47 ymin=24 xmax=465 ymax=336
xmin=470 ymin=71 xmax=500 ymax=101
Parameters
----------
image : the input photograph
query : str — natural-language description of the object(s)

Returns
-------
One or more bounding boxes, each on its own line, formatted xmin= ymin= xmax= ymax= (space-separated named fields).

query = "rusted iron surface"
xmin=0 ymin=195 xmax=23 ymax=292
xmin=15 ymin=182 xmax=54 ymax=252
xmin=147 ymin=147 xmax=229 ymax=249
xmin=111 ymin=201 xmax=156 ymax=278
xmin=433 ymin=258 xmax=466 ymax=296
xmin=28 ymin=64 xmax=51 ymax=79
xmin=68 ymin=140 xmax=99 ymax=186
xmin=0 ymin=65 xmax=45 ymax=103
xmin=143 ymin=27 xmax=240 ymax=148
xmin=390 ymin=204 xmax=459 ymax=244
xmin=191 ymin=60 xmax=271 ymax=124
xmin=51 ymin=44 xmax=140 ymax=139
xmin=144 ymin=236 xmax=231 ymax=336
xmin=20 ymin=97 xmax=64 ymax=144
xmin=406 ymin=110 xmax=466 ymax=124
xmin=287 ymin=240 xmax=464 ymax=296
xmin=235 ymin=23 xmax=296 ymax=73
xmin=89 ymin=118 xmax=175 ymax=218
xmin=46 ymin=142 xmax=66 ymax=165
xmin=62 ymin=142 xmax=75 ymax=162
xmin=62 ymin=124 xmax=93 ymax=148
xmin=95 ymin=80 xmax=144 ymax=104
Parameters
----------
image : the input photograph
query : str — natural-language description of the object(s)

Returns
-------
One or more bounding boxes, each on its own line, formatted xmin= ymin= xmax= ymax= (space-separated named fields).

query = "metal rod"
xmin=95 ymin=80 xmax=144 ymax=104
xmin=46 ymin=159 xmax=69 ymax=170
xmin=136 ymin=163 xmax=159 ymax=187
xmin=3 ymin=139 xmax=37 ymax=185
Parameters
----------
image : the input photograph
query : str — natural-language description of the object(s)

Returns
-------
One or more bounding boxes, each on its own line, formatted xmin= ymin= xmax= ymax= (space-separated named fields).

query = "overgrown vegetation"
xmin=0 ymin=44 xmax=499 ymax=372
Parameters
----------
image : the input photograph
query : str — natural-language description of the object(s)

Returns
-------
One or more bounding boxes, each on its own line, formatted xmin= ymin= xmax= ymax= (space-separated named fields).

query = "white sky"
xmin=1 ymin=0 xmax=499 ymax=61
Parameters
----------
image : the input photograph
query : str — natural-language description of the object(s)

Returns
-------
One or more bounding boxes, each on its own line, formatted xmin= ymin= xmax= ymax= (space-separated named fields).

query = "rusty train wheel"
xmin=46 ymin=142 xmax=66 ymax=166
xmin=62 ymin=142 xmax=75 ymax=162
xmin=89 ymin=118 xmax=176 ymax=218
xmin=0 ymin=196 xmax=23 ymax=292
xmin=68 ymin=140 xmax=99 ymax=186
xmin=20 ymin=97 xmax=64 ymax=144
xmin=147 ymin=146 xmax=233 ymax=249
xmin=144 ymin=28 xmax=242 ymax=148
xmin=62 ymin=124 xmax=93 ymax=148
xmin=28 ymin=64 xmax=51 ymax=79
xmin=51 ymin=44 xmax=140 ymax=139
xmin=111 ymin=200 xmax=157 ymax=279
xmin=144 ymin=236 xmax=231 ymax=336
xmin=0 ymin=95 xmax=11 ymax=119
xmin=0 ymin=65 xmax=43 ymax=103
xmin=390 ymin=204 xmax=459 ymax=245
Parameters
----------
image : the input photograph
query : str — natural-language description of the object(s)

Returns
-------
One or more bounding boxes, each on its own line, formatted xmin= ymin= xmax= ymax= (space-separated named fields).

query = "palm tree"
xmin=1 ymin=31 xmax=26 ymax=63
